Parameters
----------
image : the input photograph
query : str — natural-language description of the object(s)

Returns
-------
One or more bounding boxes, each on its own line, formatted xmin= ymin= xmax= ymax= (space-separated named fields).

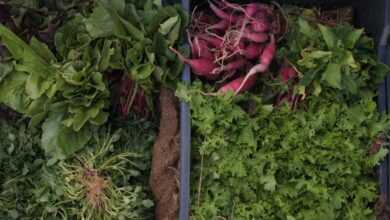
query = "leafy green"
xmin=0 ymin=118 xmax=156 ymax=219
xmin=0 ymin=24 xmax=110 ymax=159
xmin=178 ymin=82 xmax=390 ymax=220
xmin=279 ymin=12 xmax=389 ymax=97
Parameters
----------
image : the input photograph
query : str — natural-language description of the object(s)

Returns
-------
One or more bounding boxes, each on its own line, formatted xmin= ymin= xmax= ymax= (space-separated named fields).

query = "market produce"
xmin=0 ymin=0 xmax=187 ymax=159
xmin=0 ymin=0 xmax=188 ymax=219
xmin=172 ymin=0 xmax=282 ymax=93
xmin=0 ymin=118 xmax=155 ymax=219
xmin=175 ymin=1 xmax=390 ymax=219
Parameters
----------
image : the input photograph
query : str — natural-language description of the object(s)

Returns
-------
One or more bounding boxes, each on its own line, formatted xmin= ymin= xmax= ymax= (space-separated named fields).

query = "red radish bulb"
xmin=218 ymin=74 xmax=257 ymax=94
xmin=209 ymin=0 xmax=238 ymax=23
xmin=280 ymin=67 xmax=297 ymax=82
xmin=192 ymin=37 xmax=214 ymax=59
xmin=241 ymin=43 xmax=264 ymax=60
xmin=169 ymin=47 xmax=217 ymax=76
xmin=243 ymin=31 xmax=269 ymax=43
xmin=199 ymin=35 xmax=224 ymax=48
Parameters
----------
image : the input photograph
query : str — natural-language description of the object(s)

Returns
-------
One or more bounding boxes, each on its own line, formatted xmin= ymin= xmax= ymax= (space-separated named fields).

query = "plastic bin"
xmin=178 ymin=0 xmax=390 ymax=219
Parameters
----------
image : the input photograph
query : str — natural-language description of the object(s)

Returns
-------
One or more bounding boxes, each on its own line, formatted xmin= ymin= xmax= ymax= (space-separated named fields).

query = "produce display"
xmin=0 ymin=0 xmax=390 ymax=220
xmin=0 ymin=0 xmax=186 ymax=219
xmin=174 ymin=1 xmax=390 ymax=219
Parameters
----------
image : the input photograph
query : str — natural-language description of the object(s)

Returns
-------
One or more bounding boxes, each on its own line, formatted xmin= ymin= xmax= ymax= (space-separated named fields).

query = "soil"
xmin=149 ymin=87 xmax=180 ymax=220
xmin=376 ymin=194 xmax=390 ymax=220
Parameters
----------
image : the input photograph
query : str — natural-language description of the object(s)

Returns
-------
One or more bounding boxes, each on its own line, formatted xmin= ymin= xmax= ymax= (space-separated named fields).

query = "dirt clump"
xmin=149 ymin=87 xmax=180 ymax=220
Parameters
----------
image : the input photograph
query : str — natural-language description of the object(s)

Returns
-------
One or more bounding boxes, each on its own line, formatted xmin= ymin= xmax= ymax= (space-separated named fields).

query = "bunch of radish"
xmin=170 ymin=0 xmax=281 ymax=94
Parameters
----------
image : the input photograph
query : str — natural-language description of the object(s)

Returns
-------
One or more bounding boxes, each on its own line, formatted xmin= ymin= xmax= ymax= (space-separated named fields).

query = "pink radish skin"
xmin=245 ymin=3 xmax=261 ymax=17
xmin=208 ymin=19 xmax=230 ymax=31
xmin=235 ymin=35 xmax=276 ymax=94
xmin=169 ymin=47 xmax=217 ymax=76
xmin=243 ymin=31 xmax=269 ymax=43
xmin=218 ymin=74 xmax=257 ymax=94
xmin=192 ymin=38 xmax=214 ymax=59
xmin=199 ymin=35 xmax=224 ymax=48
xmin=209 ymin=1 xmax=238 ymax=23
xmin=280 ymin=67 xmax=297 ymax=82
xmin=219 ymin=58 xmax=247 ymax=72
xmin=259 ymin=35 xmax=276 ymax=65
xmin=242 ymin=43 xmax=264 ymax=60
xmin=251 ymin=19 xmax=270 ymax=32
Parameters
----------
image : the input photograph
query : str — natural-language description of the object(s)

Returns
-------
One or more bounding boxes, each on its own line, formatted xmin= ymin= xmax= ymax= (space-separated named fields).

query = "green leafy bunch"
xmin=278 ymin=9 xmax=389 ymax=98
xmin=0 ymin=0 xmax=187 ymax=158
xmin=0 ymin=118 xmax=155 ymax=219
xmin=178 ymin=82 xmax=390 ymax=220
xmin=0 ymin=0 xmax=94 ymax=46
xmin=0 ymin=119 xmax=45 ymax=219
xmin=55 ymin=0 xmax=188 ymax=91
xmin=0 ymin=25 xmax=109 ymax=159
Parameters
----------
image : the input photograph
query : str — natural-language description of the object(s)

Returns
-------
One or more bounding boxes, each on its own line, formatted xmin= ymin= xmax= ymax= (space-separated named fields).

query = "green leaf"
xmin=0 ymin=70 xmax=28 ymax=113
xmin=25 ymin=74 xmax=52 ymax=99
xmin=159 ymin=15 xmax=179 ymax=35
xmin=318 ymin=24 xmax=336 ymax=49
xmin=0 ymin=62 xmax=14 ymax=83
xmin=298 ymin=18 xmax=316 ymax=38
xmin=29 ymin=37 xmax=56 ymax=62
xmin=167 ymin=17 xmax=181 ymax=45
xmin=345 ymin=28 xmax=364 ymax=49
xmin=130 ymin=63 xmax=155 ymax=81
xmin=322 ymin=63 xmax=341 ymax=89
xmin=85 ymin=5 xmax=117 ymax=38
xmin=42 ymin=113 xmax=91 ymax=159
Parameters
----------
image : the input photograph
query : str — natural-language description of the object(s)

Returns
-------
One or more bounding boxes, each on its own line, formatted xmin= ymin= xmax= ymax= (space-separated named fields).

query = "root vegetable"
xmin=209 ymin=0 xmax=238 ymax=23
xmin=207 ymin=20 xmax=229 ymax=31
xmin=199 ymin=35 xmax=224 ymax=48
xmin=218 ymin=74 xmax=257 ymax=94
xmin=235 ymin=34 xmax=276 ymax=93
xmin=192 ymin=37 xmax=214 ymax=59
xmin=169 ymin=47 xmax=217 ymax=76
xmin=241 ymin=43 xmax=264 ymax=60
xmin=215 ymin=58 xmax=247 ymax=74
xmin=243 ymin=31 xmax=269 ymax=43
xmin=280 ymin=67 xmax=297 ymax=82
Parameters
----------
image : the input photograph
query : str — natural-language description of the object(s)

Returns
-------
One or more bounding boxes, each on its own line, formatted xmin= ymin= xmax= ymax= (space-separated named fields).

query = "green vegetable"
xmin=178 ymin=82 xmax=389 ymax=220
xmin=279 ymin=12 xmax=389 ymax=97
xmin=0 ymin=24 xmax=110 ymax=159
xmin=0 ymin=118 xmax=156 ymax=219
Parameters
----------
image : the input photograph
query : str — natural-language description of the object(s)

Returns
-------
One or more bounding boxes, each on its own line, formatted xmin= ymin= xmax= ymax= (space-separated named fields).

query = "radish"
xmin=242 ymin=31 xmax=268 ymax=43
xmin=199 ymin=35 xmax=224 ymax=48
xmin=241 ymin=43 xmax=264 ymax=60
xmin=259 ymin=34 xmax=276 ymax=66
xmin=169 ymin=47 xmax=217 ymax=76
xmin=218 ymin=74 xmax=257 ymax=94
xmin=192 ymin=37 xmax=214 ymax=59
xmin=280 ymin=67 xmax=297 ymax=82
xmin=215 ymin=58 xmax=247 ymax=73
xmin=251 ymin=19 xmax=270 ymax=32
xmin=209 ymin=0 xmax=238 ymax=23
xmin=207 ymin=19 xmax=230 ymax=31
xmin=235 ymin=34 xmax=276 ymax=94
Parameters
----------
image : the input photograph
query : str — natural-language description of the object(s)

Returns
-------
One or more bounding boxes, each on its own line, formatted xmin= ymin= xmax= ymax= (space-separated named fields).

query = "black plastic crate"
xmin=178 ymin=0 xmax=390 ymax=219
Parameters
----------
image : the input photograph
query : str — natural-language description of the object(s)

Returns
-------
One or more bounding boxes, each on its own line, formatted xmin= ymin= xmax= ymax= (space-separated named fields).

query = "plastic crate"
xmin=178 ymin=0 xmax=390 ymax=219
